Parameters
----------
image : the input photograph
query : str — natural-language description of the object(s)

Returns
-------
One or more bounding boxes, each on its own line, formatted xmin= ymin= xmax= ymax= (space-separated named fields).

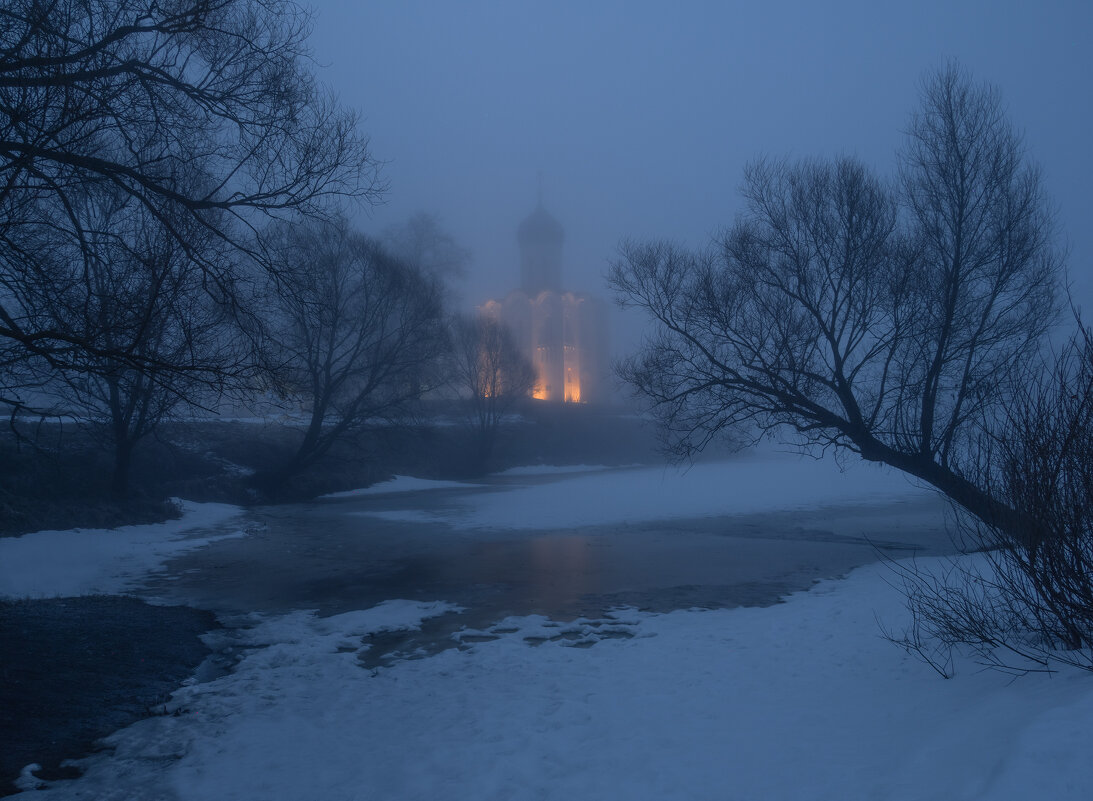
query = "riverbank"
xmin=0 ymin=404 xmax=665 ymax=537
xmin=0 ymin=597 xmax=215 ymax=795
xmin=0 ymin=502 xmax=248 ymax=794
xmin=3 ymin=460 xmax=1089 ymax=799
xmin=9 ymin=564 xmax=1093 ymax=800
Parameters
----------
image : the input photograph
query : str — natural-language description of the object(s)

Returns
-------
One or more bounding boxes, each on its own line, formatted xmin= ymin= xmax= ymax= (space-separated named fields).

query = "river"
xmin=143 ymin=461 xmax=956 ymax=663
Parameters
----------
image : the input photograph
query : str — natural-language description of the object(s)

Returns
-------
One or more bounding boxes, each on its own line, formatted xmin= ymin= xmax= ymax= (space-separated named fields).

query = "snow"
xmin=0 ymin=501 xmax=245 ymax=598
xmin=6 ymin=456 xmax=1091 ymax=799
xmin=318 ymin=464 xmax=615 ymax=500
xmin=16 ymin=556 xmax=1093 ymax=800
xmin=364 ymin=452 xmax=930 ymax=529
xmin=318 ymin=475 xmax=483 ymax=498
xmin=494 ymin=463 xmax=615 ymax=476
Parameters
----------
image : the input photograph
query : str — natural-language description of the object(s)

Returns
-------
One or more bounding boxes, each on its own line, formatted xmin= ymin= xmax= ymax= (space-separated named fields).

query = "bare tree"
xmin=262 ymin=218 xmax=447 ymax=482
xmin=0 ymin=0 xmax=381 ymax=395
xmin=450 ymin=314 xmax=536 ymax=468
xmin=886 ymin=321 xmax=1093 ymax=675
xmin=30 ymin=189 xmax=243 ymax=496
xmin=382 ymin=212 xmax=471 ymax=285
xmin=609 ymin=65 xmax=1059 ymax=543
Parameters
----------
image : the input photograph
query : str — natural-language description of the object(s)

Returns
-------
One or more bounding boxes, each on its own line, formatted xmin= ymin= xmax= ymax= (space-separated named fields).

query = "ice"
xmin=494 ymin=464 xmax=615 ymax=476
xmin=7 ymin=454 xmax=1090 ymax=800
xmin=18 ymin=556 xmax=1093 ymax=800
xmin=318 ymin=476 xmax=483 ymax=498
xmin=0 ymin=501 xmax=245 ymax=598
xmin=361 ymin=453 xmax=929 ymax=530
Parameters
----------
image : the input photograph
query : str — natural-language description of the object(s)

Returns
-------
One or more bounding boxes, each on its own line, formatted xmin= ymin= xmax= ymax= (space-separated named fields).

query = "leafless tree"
xmin=382 ymin=212 xmax=471 ymax=285
xmin=0 ymin=0 xmax=381 ymax=398
xmin=261 ymin=218 xmax=447 ymax=482
xmin=610 ymin=65 xmax=1059 ymax=544
xmin=886 ymin=321 xmax=1093 ymax=675
xmin=27 ymin=189 xmax=244 ymax=496
xmin=450 ymin=314 xmax=536 ymax=468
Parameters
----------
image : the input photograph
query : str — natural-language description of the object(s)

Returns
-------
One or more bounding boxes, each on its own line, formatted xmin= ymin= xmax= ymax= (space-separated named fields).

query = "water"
xmin=144 ymin=470 xmax=955 ymax=639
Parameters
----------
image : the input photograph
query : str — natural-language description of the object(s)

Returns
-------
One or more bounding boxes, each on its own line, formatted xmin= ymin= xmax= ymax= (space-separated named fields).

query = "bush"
xmin=886 ymin=325 xmax=1093 ymax=676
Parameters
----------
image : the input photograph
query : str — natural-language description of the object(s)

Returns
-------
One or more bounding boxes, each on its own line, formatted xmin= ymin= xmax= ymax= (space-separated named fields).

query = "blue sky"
xmin=309 ymin=0 xmax=1093 ymax=352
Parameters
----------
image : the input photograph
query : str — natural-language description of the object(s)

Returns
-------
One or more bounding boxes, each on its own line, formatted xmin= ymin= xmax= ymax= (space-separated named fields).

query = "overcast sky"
xmin=309 ymin=0 xmax=1093 ymax=354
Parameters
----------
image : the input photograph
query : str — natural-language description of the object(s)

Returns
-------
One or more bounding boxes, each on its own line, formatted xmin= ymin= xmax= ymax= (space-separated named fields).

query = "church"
xmin=479 ymin=199 xmax=610 ymax=404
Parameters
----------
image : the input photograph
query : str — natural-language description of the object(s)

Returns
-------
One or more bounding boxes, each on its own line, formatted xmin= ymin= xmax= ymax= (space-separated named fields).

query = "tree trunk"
xmin=111 ymin=439 xmax=133 ymax=500
xmin=853 ymin=430 xmax=1033 ymax=547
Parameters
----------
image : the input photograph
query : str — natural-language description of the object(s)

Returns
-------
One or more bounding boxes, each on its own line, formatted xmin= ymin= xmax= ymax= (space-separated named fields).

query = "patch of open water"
xmin=143 ymin=469 xmax=955 ymax=666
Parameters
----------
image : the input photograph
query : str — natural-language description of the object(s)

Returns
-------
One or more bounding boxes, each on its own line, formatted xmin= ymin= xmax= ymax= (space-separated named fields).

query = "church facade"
xmin=479 ymin=201 xmax=610 ymax=404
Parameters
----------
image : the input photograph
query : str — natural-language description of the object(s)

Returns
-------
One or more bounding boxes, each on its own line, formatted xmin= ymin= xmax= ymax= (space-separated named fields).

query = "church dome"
xmin=517 ymin=204 xmax=564 ymax=247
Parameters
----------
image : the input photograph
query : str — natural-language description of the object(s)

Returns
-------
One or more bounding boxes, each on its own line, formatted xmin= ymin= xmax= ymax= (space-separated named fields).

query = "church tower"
xmin=517 ymin=201 xmax=563 ymax=294
xmin=480 ymin=187 xmax=610 ymax=404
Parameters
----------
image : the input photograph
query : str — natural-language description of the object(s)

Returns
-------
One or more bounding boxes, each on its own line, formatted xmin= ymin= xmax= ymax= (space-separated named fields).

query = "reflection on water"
xmin=529 ymin=536 xmax=594 ymax=610
xmin=137 ymin=473 xmax=954 ymax=668
xmin=146 ymin=482 xmax=952 ymax=634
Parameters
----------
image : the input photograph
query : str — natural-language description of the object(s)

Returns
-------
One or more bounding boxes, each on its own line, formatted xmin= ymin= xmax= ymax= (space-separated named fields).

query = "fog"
xmin=8 ymin=4 xmax=1093 ymax=796
xmin=311 ymin=0 xmax=1093 ymax=357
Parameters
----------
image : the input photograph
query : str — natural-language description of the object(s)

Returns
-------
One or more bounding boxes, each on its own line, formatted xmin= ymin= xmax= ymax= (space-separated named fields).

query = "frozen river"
xmin=10 ymin=456 xmax=1087 ymax=801
xmin=144 ymin=456 xmax=955 ymax=638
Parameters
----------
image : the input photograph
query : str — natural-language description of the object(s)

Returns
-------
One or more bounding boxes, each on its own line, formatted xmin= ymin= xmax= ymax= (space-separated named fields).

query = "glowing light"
xmin=564 ymin=366 xmax=581 ymax=403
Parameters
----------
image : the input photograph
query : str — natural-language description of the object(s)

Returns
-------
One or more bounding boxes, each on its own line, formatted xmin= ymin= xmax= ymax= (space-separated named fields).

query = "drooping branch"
xmin=611 ymin=68 xmax=1059 ymax=543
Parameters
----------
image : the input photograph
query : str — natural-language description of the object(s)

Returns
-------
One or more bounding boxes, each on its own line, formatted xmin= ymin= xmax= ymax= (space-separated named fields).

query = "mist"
xmin=312 ymin=0 xmax=1093 ymax=357
xmin=5 ymin=3 xmax=1093 ymax=798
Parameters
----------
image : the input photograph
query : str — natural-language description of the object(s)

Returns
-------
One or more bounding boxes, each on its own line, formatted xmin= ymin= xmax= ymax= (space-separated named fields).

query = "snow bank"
xmin=319 ymin=476 xmax=482 ymax=498
xmin=494 ymin=464 xmax=614 ymax=476
xmin=20 ymin=557 xmax=1093 ymax=800
xmin=366 ymin=453 xmax=930 ymax=529
xmin=0 ymin=501 xmax=245 ymax=598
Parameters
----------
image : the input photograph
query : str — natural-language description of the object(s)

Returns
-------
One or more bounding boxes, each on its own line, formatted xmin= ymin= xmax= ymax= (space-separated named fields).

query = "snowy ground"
xmin=360 ymin=451 xmax=929 ymax=530
xmin=494 ymin=463 xmax=616 ymax=476
xmin=12 ymin=560 xmax=1093 ymax=800
xmin=319 ymin=476 xmax=484 ymax=498
xmin=0 ymin=501 xmax=245 ymax=598
xmin=3 ymin=458 xmax=1092 ymax=799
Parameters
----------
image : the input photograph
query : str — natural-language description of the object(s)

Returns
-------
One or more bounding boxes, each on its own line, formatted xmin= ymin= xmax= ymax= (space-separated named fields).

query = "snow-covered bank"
xmin=363 ymin=453 xmax=931 ymax=530
xmin=319 ymin=476 xmax=482 ymax=498
xmin=17 ymin=557 xmax=1093 ymax=800
xmin=0 ymin=501 xmax=245 ymax=598
xmin=319 ymin=464 xmax=620 ymax=499
xmin=495 ymin=463 xmax=615 ymax=476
